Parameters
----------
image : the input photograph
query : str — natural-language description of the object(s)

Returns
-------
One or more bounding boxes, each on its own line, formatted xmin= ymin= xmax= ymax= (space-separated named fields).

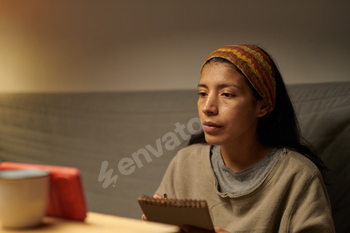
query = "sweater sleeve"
xmin=287 ymin=174 xmax=335 ymax=233
xmin=155 ymin=154 xmax=179 ymax=199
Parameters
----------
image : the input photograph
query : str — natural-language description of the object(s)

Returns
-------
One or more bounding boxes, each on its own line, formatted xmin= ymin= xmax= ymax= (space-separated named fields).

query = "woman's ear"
xmin=256 ymin=100 xmax=269 ymax=117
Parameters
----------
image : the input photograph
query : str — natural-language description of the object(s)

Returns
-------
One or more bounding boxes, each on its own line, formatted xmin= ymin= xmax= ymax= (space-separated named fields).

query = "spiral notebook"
xmin=138 ymin=196 xmax=214 ymax=231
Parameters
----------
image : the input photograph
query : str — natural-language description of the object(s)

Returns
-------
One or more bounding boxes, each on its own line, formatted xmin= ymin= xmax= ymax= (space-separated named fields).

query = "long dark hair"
xmin=189 ymin=47 xmax=328 ymax=178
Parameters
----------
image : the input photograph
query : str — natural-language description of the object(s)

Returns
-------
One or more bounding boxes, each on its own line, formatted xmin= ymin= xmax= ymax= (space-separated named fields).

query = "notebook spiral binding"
xmin=138 ymin=196 xmax=207 ymax=208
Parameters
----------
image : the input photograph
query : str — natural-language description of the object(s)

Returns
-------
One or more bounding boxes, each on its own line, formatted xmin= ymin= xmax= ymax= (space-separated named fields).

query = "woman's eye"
xmin=198 ymin=92 xmax=207 ymax=97
xmin=222 ymin=93 xmax=234 ymax=98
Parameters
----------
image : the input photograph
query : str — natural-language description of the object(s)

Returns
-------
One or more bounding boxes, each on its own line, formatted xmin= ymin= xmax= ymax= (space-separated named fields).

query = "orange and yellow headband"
xmin=202 ymin=44 xmax=276 ymax=113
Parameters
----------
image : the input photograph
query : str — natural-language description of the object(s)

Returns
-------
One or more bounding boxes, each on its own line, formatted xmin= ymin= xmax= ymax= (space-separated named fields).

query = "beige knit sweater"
xmin=156 ymin=144 xmax=335 ymax=233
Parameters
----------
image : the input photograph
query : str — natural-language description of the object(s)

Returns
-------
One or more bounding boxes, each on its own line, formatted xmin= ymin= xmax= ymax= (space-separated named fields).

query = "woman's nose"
xmin=202 ymin=94 xmax=218 ymax=115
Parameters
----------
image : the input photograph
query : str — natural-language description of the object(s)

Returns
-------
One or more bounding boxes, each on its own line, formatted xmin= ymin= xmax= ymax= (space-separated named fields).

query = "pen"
xmin=164 ymin=193 xmax=167 ymax=199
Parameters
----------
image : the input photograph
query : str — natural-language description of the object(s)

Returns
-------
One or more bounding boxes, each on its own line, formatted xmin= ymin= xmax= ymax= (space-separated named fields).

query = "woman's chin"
xmin=204 ymin=134 xmax=224 ymax=146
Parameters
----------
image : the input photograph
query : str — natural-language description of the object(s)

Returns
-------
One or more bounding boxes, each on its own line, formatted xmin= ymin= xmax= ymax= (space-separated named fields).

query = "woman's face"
xmin=197 ymin=62 xmax=267 ymax=146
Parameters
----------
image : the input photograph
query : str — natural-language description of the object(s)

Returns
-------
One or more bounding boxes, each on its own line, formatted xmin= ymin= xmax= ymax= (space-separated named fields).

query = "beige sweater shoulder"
xmin=156 ymin=144 xmax=335 ymax=233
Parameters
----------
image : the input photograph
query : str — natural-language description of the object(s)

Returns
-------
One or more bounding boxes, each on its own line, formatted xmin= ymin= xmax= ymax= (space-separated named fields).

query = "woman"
xmin=143 ymin=44 xmax=335 ymax=232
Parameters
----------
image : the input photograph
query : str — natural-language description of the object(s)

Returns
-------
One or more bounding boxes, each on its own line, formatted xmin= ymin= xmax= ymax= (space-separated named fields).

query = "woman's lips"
xmin=202 ymin=121 xmax=222 ymax=133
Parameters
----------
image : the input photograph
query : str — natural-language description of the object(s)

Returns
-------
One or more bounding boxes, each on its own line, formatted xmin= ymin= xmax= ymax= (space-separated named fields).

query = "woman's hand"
xmin=141 ymin=194 xmax=163 ymax=221
xmin=181 ymin=226 xmax=229 ymax=233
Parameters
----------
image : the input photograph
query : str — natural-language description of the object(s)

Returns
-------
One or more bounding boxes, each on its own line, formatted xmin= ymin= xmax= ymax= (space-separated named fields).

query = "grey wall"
xmin=0 ymin=0 xmax=349 ymax=93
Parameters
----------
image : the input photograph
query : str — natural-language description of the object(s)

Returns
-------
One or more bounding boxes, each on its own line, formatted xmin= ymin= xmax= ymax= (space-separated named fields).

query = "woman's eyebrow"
xmin=197 ymin=83 xmax=207 ymax=88
xmin=197 ymin=83 xmax=241 ymax=89
xmin=218 ymin=83 xmax=242 ymax=90
xmin=217 ymin=83 xmax=241 ymax=89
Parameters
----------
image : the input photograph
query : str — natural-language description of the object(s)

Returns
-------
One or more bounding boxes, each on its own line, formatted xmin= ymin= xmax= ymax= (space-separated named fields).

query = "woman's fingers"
xmin=214 ymin=227 xmax=229 ymax=233
xmin=153 ymin=193 xmax=163 ymax=199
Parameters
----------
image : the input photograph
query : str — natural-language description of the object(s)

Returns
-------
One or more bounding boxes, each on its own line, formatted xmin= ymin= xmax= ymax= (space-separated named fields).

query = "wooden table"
xmin=0 ymin=212 xmax=180 ymax=233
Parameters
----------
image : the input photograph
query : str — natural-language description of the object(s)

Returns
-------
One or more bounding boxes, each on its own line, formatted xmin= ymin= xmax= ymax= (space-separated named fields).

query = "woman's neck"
xmin=220 ymin=138 xmax=271 ymax=172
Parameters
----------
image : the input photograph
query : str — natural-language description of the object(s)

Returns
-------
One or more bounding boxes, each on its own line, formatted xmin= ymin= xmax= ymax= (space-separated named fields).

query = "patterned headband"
xmin=201 ymin=44 xmax=276 ymax=113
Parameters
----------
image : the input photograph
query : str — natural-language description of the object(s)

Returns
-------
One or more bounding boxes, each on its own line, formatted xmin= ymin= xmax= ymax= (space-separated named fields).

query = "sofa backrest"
xmin=288 ymin=82 xmax=350 ymax=233
xmin=0 ymin=81 xmax=349 ymax=232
